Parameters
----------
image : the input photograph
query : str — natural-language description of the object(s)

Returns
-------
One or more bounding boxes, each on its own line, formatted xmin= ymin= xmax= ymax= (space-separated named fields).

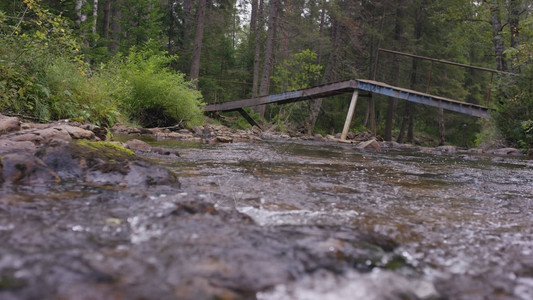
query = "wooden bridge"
xmin=203 ymin=49 xmax=509 ymax=140
xmin=204 ymin=78 xmax=491 ymax=139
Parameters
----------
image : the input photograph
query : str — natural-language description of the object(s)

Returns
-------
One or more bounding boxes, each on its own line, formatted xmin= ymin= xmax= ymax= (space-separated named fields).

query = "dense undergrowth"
xmin=0 ymin=8 xmax=203 ymax=128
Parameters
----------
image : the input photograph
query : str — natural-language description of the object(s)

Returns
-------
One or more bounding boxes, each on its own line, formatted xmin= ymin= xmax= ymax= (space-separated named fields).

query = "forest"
xmin=0 ymin=0 xmax=532 ymax=150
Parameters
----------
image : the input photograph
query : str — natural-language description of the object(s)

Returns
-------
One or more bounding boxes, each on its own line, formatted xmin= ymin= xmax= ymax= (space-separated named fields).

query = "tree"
xmin=384 ymin=0 xmax=404 ymax=141
xmin=190 ymin=0 xmax=206 ymax=87
xmin=250 ymin=0 xmax=263 ymax=98
xmin=254 ymin=0 xmax=280 ymax=118
xmin=484 ymin=0 xmax=507 ymax=71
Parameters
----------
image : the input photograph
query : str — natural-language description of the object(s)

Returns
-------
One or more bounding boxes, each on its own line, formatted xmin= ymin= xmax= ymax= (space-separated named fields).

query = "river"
xmin=1 ymin=138 xmax=532 ymax=299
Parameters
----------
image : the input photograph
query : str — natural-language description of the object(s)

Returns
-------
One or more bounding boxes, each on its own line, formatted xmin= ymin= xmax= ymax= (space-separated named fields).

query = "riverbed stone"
xmin=0 ymin=140 xmax=36 ymax=155
xmin=10 ymin=133 xmax=45 ymax=144
xmin=33 ymin=127 xmax=73 ymax=142
xmin=357 ymin=139 xmax=381 ymax=152
xmin=346 ymin=132 xmax=356 ymax=140
xmin=125 ymin=139 xmax=152 ymax=152
xmin=436 ymin=145 xmax=457 ymax=153
xmin=489 ymin=148 xmax=523 ymax=156
xmin=217 ymin=136 xmax=233 ymax=143
xmin=0 ymin=115 xmax=21 ymax=134
xmin=1 ymin=153 xmax=61 ymax=185
xmin=58 ymin=125 xmax=95 ymax=139
xmin=32 ymin=140 xmax=179 ymax=187
xmin=380 ymin=141 xmax=401 ymax=148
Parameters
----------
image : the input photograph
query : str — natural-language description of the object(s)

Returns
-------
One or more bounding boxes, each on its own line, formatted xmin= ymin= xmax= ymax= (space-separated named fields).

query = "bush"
xmin=111 ymin=46 xmax=204 ymax=127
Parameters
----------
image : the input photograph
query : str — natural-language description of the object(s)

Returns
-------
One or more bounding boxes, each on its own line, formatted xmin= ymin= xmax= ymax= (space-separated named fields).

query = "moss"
xmin=0 ymin=272 xmax=27 ymax=291
xmin=75 ymin=140 xmax=135 ymax=160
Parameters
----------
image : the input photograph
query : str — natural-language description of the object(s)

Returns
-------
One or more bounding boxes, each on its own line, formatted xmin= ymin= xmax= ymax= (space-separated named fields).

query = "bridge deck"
xmin=203 ymin=79 xmax=490 ymax=119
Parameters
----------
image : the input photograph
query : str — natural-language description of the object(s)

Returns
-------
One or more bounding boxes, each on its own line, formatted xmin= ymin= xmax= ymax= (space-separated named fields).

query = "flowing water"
xmin=162 ymin=139 xmax=533 ymax=299
xmin=1 ymin=138 xmax=532 ymax=299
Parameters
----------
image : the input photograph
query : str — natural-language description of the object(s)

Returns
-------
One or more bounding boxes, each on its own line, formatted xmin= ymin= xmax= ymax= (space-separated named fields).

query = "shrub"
xmin=112 ymin=46 xmax=204 ymax=127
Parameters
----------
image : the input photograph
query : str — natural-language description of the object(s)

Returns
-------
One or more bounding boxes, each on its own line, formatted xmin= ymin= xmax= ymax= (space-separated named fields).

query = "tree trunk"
xmin=281 ymin=0 xmax=291 ymax=92
xmin=509 ymin=0 xmax=520 ymax=72
xmin=167 ymin=0 xmax=175 ymax=53
xmin=384 ymin=0 xmax=404 ymax=141
xmin=102 ymin=0 xmax=111 ymax=39
xmin=398 ymin=1 xmax=424 ymax=143
xmin=366 ymin=7 xmax=385 ymax=135
xmin=190 ymin=0 xmax=207 ymax=87
xmin=485 ymin=0 xmax=507 ymax=71
xmin=75 ymin=0 xmax=87 ymax=26
xmin=182 ymin=0 xmax=193 ymax=50
xmin=92 ymin=0 xmax=98 ymax=34
xmin=251 ymin=0 xmax=264 ymax=98
xmin=109 ymin=0 xmax=121 ymax=54
xmin=307 ymin=11 xmax=339 ymax=134
xmin=254 ymin=0 xmax=280 ymax=118
xmin=509 ymin=0 xmax=520 ymax=48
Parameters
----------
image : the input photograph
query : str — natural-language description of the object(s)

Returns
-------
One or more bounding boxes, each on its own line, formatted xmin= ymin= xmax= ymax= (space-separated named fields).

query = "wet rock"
xmin=111 ymin=124 xmax=142 ymax=135
xmin=357 ymin=139 xmax=381 ymax=152
xmin=420 ymin=147 xmax=441 ymax=155
xmin=0 ymin=140 xmax=36 ymax=155
xmin=259 ymin=269 xmax=439 ymax=300
xmin=353 ymin=131 xmax=374 ymax=142
xmin=1 ymin=153 xmax=61 ymax=185
xmin=252 ymin=126 xmax=262 ymax=135
xmin=33 ymin=140 xmax=179 ymax=187
xmin=58 ymin=125 xmax=95 ymax=140
xmin=151 ymin=146 xmax=180 ymax=156
xmin=10 ymin=133 xmax=45 ymax=144
xmin=489 ymin=148 xmax=523 ymax=156
xmin=217 ymin=136 xmax=233 ymax=143
xmin=314 ymin=134 xmax=325 ymax=142
xmin=37 ymin=141 xmax=84 ymax=181
xmin=435 ymin=273 xmax=515 ymax=300
xmin=125 ymin=139 xmax=151 ymax=152
xmin=33 ymin=127 xmax=72 ymax=142
xmin=462 ymin=148 xmax=484 ymax=154
xmin=380 ymin=141 xmax=401 ymax=148
xmin=346 ymin=132 xmax=356 ymax=140
xmin=82 ymin=124 xmax=108 ymax=140
xmin=0 ymin=115 xmax=21 ymax=134
xmin=436 ymin=145 xmax=457 ymax=153
xmin=192 ymin=126 xmax=204 ymax=135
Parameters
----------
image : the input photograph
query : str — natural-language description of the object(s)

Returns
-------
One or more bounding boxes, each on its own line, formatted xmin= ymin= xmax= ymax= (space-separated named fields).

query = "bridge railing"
xmin=374 ymin=48 xmax=515 ymax=107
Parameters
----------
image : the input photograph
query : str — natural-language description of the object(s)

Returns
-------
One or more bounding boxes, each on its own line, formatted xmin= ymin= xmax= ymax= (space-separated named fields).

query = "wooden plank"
xmin=356 ymin=80 xmax=491 ymax=118
xmin=203 ymin=78 xmax=491 ymax=119
xmin=204 ymin=80 xmax=357 ymax=112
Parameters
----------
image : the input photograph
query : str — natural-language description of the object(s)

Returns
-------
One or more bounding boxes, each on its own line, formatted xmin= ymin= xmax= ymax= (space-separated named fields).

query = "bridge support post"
xmin=341 ymin=90 xmax=359 ymax=140
xmin=237 ymin=108 xmax=262 ymax=130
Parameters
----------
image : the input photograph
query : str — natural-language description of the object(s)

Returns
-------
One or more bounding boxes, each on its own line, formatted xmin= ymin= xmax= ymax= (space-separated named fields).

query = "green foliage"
xmin=111 ymin=45 xmax=204 ymax=127
xmin=266 ymin=50 xmax=323 ymax=131
xmin=494 ymin=41 xmax=533 ymax=150
xmin=271 ymin=49 xmax=323 ymax=92
xmin=119 ymin=0 xmax=164 ymax=51
xmin=0 ymin=1 xmax=203 ymax=128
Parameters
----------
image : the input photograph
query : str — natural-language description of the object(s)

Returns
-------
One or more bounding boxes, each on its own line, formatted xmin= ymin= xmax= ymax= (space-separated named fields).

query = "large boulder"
xmin=357 ymin=139 xmax=381 ymax=152
xmin=35 ymin=140 xmax=179 ymax=187
xmin=0 ymin=115 xmax=21 ymax=134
